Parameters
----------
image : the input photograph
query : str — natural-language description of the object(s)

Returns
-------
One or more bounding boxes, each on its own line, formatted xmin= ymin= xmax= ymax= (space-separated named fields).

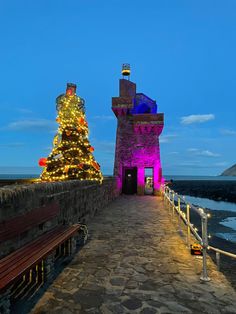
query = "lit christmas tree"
xmin=39 ymin=83 xmax=103 ymax=182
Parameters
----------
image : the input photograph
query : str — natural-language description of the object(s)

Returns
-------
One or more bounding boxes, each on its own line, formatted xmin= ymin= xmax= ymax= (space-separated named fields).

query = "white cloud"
xmin=0 ymin=142 xmax=24 ymax=148
xmin=17 ymin=108 xmax=33 ymax=114
xmin=50 ymin=129 xmax=58 ymax=134
xmin=187 ymin=148 xmax=220 ymax=157
xmin=174 ymin=160 xmax=224 ymax=168
xmin=159 ymin=134 xmax=177 ymax=143
xmin=200 ymin=150 xmax=220 ymax=157
xmin=181 ymin=164 xmax=204 ymax=168
xmin=5 ymin=119 xmax=57 ymax=132
xmin=220 ymin=129 xmax=236 ymax=136
xmin=187 ymin=148 xmax=198 ymax=152
xmin=91 ymin=140 xmax=115 ymax=154
xmin=168 ymin=152 xmax=179 ymax=155
xmin=92 ymin=115 xmax=115 ymax=121
xmin=181 ymin=114 xmax=215 ymax=125
xmin=214 ymin=162 xmax=228 ymax=167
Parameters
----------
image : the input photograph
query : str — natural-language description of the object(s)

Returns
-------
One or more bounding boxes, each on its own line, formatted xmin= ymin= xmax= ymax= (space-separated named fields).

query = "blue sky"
xmin=0 ymin=0 xmax=236 ymax=176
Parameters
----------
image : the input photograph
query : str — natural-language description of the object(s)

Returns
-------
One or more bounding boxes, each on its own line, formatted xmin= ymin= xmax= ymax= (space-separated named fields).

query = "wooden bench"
xmin=0 ymin=202 xmax=60 ymax=244
xmin=0 ymin=223 xmax=86 ymax=313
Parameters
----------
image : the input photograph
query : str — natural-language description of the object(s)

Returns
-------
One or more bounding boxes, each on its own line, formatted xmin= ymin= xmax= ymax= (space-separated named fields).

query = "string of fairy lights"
xmin=164 ymin=187 xmax=212 ymax=241
xmin=39 ymin=84 xmax=103 ymax=183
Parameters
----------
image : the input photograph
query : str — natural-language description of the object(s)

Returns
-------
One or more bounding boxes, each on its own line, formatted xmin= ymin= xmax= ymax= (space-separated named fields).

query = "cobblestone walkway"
xmin=31 ymin=196 xmax=236 ymax=314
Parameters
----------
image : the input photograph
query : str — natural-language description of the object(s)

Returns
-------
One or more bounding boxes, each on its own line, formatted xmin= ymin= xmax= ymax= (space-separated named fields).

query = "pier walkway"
xmin=31 ymin=196 xmax=236 ymax=314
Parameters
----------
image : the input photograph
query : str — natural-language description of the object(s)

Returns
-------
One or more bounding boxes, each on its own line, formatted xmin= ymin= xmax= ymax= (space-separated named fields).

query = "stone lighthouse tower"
xmin=112 ymin=64 xmax=164 ymax=195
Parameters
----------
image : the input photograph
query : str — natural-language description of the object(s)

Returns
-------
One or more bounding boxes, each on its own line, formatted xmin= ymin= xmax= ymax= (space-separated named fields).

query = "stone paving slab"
xmin=31 ymin=196 xmax=236 ymax=314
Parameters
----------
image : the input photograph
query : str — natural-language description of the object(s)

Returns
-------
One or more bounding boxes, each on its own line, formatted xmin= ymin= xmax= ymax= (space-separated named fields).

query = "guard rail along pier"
xmin=162 ymin=184 xmax=236 ymax=281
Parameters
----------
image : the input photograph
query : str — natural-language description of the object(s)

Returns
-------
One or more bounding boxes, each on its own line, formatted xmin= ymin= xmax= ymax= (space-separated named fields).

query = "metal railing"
xmin=162 ymin=185 xmax=236 ymax=281
xmin=208 ymin=245 xmax=236 ymax=271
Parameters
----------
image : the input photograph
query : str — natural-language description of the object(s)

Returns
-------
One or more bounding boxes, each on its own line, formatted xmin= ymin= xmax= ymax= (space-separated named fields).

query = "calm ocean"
xmin=164 ymin=175 xmax=236 ymax=181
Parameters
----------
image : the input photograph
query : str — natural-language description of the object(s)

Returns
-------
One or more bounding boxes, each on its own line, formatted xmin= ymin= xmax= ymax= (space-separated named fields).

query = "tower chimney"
xmin=66 ymin=83 xmax=76 ymax=95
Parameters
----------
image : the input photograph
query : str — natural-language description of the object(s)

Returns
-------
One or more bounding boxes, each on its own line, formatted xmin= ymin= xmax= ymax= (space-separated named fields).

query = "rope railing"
xmin=161 ymin=184 xmax=234 ymax=281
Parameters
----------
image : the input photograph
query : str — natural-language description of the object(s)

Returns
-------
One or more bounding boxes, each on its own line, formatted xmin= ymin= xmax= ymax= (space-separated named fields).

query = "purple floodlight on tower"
xmin=112 ymin=65 xmax=164 ymax=195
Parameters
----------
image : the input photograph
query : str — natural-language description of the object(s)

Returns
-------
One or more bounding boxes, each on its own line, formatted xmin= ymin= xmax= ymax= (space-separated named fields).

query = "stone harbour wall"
xmin=0 ymin=177 xmax=120 ymax=257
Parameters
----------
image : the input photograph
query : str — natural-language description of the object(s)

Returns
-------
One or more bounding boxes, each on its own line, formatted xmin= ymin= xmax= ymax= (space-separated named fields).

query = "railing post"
xmin=186 ymin=204 xmax=190 ymax=246
xmin=166 ymin=188 xmax=171 ymax=212
xmin=178 ymin=197 xmax=181 ymax=231
xmin=161 ymin=185 xmax=164 ymax=200
xmin=178 ymin=197 xmax=180 ymax=212
xmin=168 ymin=188 xmax=171 ymax=210
xmin=200 ymin=214 xmax=211 ymax=282
xmin=216 ymin=252 xmax=220 ymax=271
xmin=172 ymin=192 xmax=175 ymax=219
xmin=164 ymin=186 xmax=167 ymax=207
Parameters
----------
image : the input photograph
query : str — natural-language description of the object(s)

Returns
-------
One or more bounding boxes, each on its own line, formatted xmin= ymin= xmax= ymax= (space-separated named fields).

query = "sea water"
xmin=183 ymin=195 xmax=236 ymax=244
xmin=165 ymin=175 xmax=236 ymax=181
xmin=0 ymin=174 xmax=236 ymax=180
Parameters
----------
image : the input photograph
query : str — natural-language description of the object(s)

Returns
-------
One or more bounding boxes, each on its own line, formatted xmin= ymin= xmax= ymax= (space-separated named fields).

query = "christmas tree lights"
xmin=39 ymin=83 xmax=103 ymax=183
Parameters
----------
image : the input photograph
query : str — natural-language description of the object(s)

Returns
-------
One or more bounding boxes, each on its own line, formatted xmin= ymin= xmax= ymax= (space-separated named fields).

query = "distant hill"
xmin=221 ymin=164 xmax=236 ymax=176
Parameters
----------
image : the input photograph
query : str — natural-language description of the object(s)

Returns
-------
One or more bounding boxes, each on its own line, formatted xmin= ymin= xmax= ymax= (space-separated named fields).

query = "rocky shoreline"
xmin=170 ymin=179 xmax=236 ymax=203
xmin=169 ymin=180 xmax=236 ymax=288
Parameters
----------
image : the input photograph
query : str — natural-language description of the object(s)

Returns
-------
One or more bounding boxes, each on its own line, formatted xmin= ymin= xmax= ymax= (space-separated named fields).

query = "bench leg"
xmin=71 ymin=236 xmax=77 ymax=254
xmin=0 ymin=289 xmax=10 ymax=314
xmin=44 ymin=253 xmax=55 ymax=280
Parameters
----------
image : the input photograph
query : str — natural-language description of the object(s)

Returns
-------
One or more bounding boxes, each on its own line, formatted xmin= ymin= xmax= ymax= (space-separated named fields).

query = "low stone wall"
xmin=0 ymin=177 xmax=120 ymax=257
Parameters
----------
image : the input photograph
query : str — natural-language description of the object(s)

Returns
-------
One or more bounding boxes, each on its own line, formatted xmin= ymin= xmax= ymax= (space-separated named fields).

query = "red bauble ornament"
xmin=38 ymin=158 xmax=47 ymax=167
xmin=92 ymin=161 xmax=100 ymax=171
xmin=64 ymin=165 xmax=69 ymax=173
xmin=78 ymin=117 xmax=85 ymax=125
xmin=89 ymin=146 xmax=94 ymax=152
